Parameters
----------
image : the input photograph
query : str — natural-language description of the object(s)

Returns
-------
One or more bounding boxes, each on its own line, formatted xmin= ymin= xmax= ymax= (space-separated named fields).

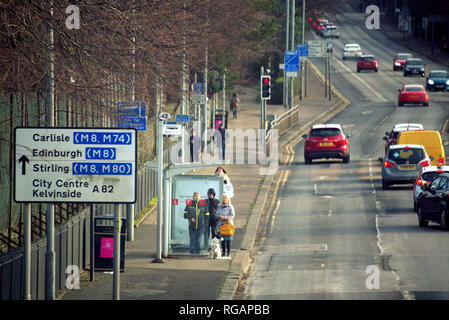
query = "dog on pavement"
xmin=209 ymin=237 xmax=222 ymax=259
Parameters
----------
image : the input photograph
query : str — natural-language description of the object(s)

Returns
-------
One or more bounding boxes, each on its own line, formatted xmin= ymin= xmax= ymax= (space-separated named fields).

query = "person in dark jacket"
xmin=217 ymin=124 xmax=227 ymax=160
xmin=189 ymin=129 xmax=201 ymax=162
xmin=205 ymin=188 xmax=220 ymax=244
xmin=184 ymin=192 xmax=209 ymax=255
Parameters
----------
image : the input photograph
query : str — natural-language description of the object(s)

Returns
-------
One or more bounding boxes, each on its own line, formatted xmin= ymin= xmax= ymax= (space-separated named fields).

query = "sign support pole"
xmin=113 ymin=204 xmax=121 ymax=300
xmin=325 ymin=54 xmax=328 ymax=98
xmin=24 ymin=203 xmax=31 ymax=300
xmin=45 ymin=0 xmax=56 ymax=301
xmin=260 ymin=66 xmax=264 ymax=129
xmin=327 ymin=51 xmax=332 ymax=101
xmin=90 ymin=204 xmax=95 ymax=282
xmin=153 ymin=119 xmax=164 ymax=263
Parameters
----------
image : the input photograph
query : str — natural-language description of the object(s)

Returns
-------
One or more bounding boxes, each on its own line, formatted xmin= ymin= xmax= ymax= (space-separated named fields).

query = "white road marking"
xmin=334 ymin=58 xmax=389 ymax=102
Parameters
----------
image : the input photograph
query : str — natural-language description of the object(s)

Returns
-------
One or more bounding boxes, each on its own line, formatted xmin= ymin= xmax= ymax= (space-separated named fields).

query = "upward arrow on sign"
xmin=18 ymin=155 xmax=29 ymax=175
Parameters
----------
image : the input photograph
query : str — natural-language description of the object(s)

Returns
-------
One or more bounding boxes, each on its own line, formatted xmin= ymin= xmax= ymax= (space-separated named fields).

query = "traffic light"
xmin=261 ymin=75 xmax=271 ymax=100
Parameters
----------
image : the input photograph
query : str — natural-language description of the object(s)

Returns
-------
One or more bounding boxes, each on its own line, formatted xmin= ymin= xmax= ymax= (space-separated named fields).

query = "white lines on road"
xmin=262 ymin=243 xmax=328 ymax=252
xmin=370 ymin=114 xmax=390 ymax=136
xmin=371 ymin=159 xmax=415 ymax=300
xmin=333 ymin=58 xmax=389 ymax=103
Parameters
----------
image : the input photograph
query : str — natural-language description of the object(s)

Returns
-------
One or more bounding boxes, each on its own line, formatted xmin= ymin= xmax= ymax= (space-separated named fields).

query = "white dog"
xmin=209 ymin=237 xmax=222 ymax=259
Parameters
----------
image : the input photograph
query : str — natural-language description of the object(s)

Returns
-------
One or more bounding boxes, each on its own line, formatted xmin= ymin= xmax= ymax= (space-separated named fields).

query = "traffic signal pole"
xmin=289 ymin=0 xmax=295 ymax=109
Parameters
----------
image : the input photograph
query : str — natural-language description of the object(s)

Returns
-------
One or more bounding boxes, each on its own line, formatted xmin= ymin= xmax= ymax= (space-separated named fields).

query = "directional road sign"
xmin=117 ymin=101 xmax=146 ymax=131
xmin=175 ymin=114 xmax=190 ymax=123
xmin=14 ymin=127 xmax=137 ymax=203
xmin=297 ymin=44 xmax=309 ymax=57
xmin=307 ymin=40 xmax=326 ymax=57
xmin=284 ymin=50 xmax=300 ymax=73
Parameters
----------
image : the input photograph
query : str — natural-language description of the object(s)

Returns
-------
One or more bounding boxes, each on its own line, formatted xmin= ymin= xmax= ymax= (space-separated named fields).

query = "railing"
xmin=265 ymin=105 xmax=300 ymax=156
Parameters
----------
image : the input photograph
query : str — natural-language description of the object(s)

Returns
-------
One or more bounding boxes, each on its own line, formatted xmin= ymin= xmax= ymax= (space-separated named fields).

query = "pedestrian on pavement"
xmin=206 ymin=188 xmax=220 ymax=242
xmin=215 ymin=166 xmax=234 ymax=199
xmin=230 ymin=93 xmax=239 ymax=119
xmin=218 ymin=123 xmax=227 ymax=160
xmin=215 ymin=194 xmax=235 ymax=258
xmin=184 ymin=192 xmax=210 ymax=255
xmin=190 ymin=129 xmax=201 ymax=162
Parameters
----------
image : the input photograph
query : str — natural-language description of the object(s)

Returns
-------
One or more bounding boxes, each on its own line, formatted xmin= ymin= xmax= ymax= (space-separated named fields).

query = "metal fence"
xmin=0 ymin=162 xmax=158 ymax=300
xmin=0 ymin=205 xmax=91 ymax=300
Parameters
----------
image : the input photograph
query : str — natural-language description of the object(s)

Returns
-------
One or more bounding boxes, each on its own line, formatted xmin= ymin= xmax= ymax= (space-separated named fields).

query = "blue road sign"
xmin=284 ymin=50 xmax=300 ymax=72
xmin=176 ymin=114 xmax=190 ymax=123
xmin=118 ymin=117 xmax=146 ymax=131
xmin=193 ymin=82 xmax=204 ymax=94
xmin=117 ymin=101 xmax=146 ymax=131
xmin=296 ymin=44 xmax=309 ymax=57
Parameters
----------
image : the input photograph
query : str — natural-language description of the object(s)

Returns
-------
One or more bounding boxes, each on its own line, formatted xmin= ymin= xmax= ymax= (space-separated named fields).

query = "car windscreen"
xmin=405 ymin=87 xmax=423 ymax=92
xmin=310 ymin=128 xmax=341 ymax=137
xmin=422 ymin=171 xmax=448 ymax=181
xmin=406 ymin=60 xmax=422 ymax=66
xmin=391 ymin=132 xmax=400 ymax=140
xmin=397 ymin=54 xmax=411 ymax=60
xmin=346 ymin=46 xmax=359 ymax=50
xmin=429 ymin=71 xmax=448 ymax=78
xmin=387 ymin=148 xmax=425 ymax=164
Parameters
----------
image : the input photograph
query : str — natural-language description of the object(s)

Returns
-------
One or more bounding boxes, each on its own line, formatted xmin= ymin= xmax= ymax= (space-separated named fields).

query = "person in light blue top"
xmin=215 ymin=194 xmax=235 ymax=258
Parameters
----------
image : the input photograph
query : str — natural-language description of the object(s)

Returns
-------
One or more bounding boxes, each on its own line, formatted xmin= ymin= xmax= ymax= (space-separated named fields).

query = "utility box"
xmin=94 ymin=216 xmax=127 ymax=272
xmin=170 ymin=175 xmax=223 ymax=254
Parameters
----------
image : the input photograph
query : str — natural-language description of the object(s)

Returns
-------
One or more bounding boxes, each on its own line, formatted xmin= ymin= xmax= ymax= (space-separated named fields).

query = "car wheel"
xmin=403 ymin=72 xmax=407 ymax=77
xmin=418 ymin=207 xmax=428 ymax=227
xmin=343 ymin=154 xmax=350 ymax=163
xmin=397 ymin=101 xmax=403 ymax=107
xmin=342 ymin=57 xmax=345 ymax=60
xmin=357 ymin=68 xmax=360 ymax=73
xmin=423 ymin=102 xmax=429 ymax=106
xmin=375 ymin=68 xmax=378 ymax=72
xmin=441 ymin=210 xmax=449 ymax=230
xmin=305 ymin=156 xmax=312 ymax=165
xmin=382 ymin=180 xmax=390 ymax=190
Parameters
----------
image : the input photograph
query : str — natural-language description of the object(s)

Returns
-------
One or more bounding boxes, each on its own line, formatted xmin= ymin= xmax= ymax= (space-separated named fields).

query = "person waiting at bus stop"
xmin=184 ymin=192 xmax=209 ymax=255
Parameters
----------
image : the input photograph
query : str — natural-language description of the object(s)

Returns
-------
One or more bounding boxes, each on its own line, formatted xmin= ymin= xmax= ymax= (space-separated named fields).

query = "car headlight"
xmin=446 ymin=80 xmax=449 ymax=85
xmin=420 ymin=68 xmax=424 ymax=71
xmin=395 ymin=62 xmax=401 ymax=66
xmin=428 ymin=79 xmax=434 ymax=85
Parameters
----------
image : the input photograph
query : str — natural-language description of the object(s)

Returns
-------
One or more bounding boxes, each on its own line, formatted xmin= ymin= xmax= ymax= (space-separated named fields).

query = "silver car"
xmin=381 ymin=144 xmax=431 ymax=190
xmin=323 ymin=25 xmax=340 ymax=38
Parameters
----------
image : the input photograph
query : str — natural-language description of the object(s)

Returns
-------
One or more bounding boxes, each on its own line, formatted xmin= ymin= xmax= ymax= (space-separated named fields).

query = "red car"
xmin=302 ymin=124 xmax=351 ymax=164
xmin=393 ymin=53 xmax=412 ymax=71
xmin=398 ymin=85 xmax=429 ymax=106
xmin=357 ymin=55 xmax=378 ymax=72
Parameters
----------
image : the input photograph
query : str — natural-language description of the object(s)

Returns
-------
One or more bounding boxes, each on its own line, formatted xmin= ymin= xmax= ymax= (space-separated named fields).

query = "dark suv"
xmin=403 ymin=58 xmax=425 ymax=77
xmin=416 ymin=173 xmax=449 ymax=230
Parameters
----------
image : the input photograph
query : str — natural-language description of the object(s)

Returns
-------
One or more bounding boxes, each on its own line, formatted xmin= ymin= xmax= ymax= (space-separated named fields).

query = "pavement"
xmin=378 ymin=12 xmax=449 ymax=69
xmin=59 ymin=61 xmax=343 ymax=301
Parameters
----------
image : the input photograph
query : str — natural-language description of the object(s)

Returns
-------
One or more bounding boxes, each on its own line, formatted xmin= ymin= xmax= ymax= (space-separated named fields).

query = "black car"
xmin=403 ymin=58 xmax=425 ymax=77
xmin=416 ymin=173 xmax=449 ymax=230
